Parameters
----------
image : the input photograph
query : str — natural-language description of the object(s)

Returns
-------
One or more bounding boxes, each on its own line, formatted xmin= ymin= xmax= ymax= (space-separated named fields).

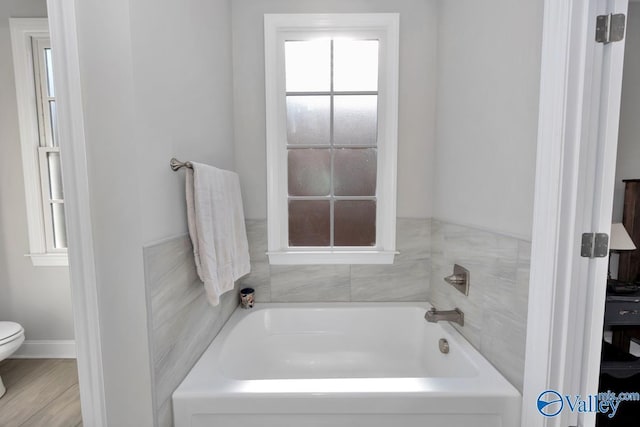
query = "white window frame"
xmin=264 ymin=13 xmax=400 ymax=265
xmin=10 ymin=18 xmax=68 ymax=267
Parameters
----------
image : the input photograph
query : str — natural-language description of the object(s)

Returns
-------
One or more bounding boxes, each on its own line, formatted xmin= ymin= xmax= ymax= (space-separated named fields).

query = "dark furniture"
xmin=612 ymin=180 xmax=640 ymax=351
xmin=598 ymin=291 xmax=640 ymax=426
xmin=618 ymin=179 xmax=640 ymax=283
xmin=604 ymin=290 xmax=640 ymax=365
xmin=597 ymin=180 xmax=640 ymax=426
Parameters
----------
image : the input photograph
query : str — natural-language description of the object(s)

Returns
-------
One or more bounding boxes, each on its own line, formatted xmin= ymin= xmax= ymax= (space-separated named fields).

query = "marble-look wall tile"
xmin=270 ymin=265 xmax=351 ymax=302
xmin=245 ymin=219 xmax=268 ymax=263
xmin=428 ymin=219 xmax=530 ymax=392
xmin=351 ymin=259 xmax=430 ymax=301
xmin=481 ymin=304 xmax=527 ymax=391
xmin=395 ymin=218 xmax=431 ymax=261
xmin=242 ymin=218 xmax=432 ymax=303
xmin=157 ymin=401 xmax=172 ymax=427
xmin=144 ymin=235 xmax=239 ymax=427
xmin=151 ymin=284 xmax=238 ymax=416
xmin=145 ymin=237 xmax=201 ymax=336
xmin=239 ymin=261 xmax=271 ymax=302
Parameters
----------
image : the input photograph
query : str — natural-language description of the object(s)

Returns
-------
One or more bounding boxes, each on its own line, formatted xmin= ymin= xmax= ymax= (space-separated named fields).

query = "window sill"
xmin=267 ymin=250 xmax=397 ymax=265
xmin=28 ymin=253 xmax=69 ymax=267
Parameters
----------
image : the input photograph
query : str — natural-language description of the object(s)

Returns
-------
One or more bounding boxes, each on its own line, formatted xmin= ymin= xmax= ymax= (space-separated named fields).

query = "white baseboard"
xmin=12 ymin=340 xmax=76 ymax=359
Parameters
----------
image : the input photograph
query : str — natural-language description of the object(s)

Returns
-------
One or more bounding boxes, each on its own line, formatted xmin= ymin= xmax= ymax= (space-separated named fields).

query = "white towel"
xmin=185 ymin=162 xmax=250 ymax=306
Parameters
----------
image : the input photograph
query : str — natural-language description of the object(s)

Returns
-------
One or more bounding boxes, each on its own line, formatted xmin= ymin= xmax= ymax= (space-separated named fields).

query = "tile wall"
xmin=240 ymin=218 xmax=431 ymax=302
xmin=143 ymin=235 xmax=239 ymax=427
xmin=428 ymin=219 xmax=531 ymax=391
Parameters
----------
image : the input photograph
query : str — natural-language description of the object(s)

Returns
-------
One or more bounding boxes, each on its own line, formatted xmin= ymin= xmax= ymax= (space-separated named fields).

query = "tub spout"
xmin=425 ymin=307 xmax=464 ymax=326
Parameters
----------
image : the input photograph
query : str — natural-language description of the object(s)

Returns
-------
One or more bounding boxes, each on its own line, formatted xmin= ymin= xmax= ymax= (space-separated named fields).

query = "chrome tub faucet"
xmin=425 ymin=307 xmax=464 ymax=326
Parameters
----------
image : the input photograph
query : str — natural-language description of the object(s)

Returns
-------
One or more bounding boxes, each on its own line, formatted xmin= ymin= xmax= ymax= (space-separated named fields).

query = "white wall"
xmin=433 ymin=0 xmax=543 ymax=239
xmin=129 ymin=0 xmax=236 ymax=243
xmin=613 ymin=3 xmax=640 ymax=223
xmin=232 ymin=0 xmax=438 ymax=219
xmin=73 ymin=0 xmax=235 ymax=424
xmin=0 ymin=0 xmax=74 ymax=341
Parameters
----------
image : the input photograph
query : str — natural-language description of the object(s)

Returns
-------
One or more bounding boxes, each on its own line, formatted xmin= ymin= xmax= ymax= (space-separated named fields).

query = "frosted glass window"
xmin=47 ymin=152 xmax=63 ymax=200
xmin=333 ymin=95 xmax=378 ymax=146
xmin=265 ymin=14 xmax=400 ymax=262
xmin=288 ymin=149 xmax=331 ymax=196
xmin=333 ymin=40 xmax=379 ymax=91
xmin=286 ymin=96 xmax=330 ymax=145
xmin=334 ymin=148 xmax=377 ymax=196
xmin=334 ymin=200 xmax=376 ymax=246
xmin=289 ymin=200 xmax=330 ymax=246
xmin=285 ymin=40 xmax=331 ymax=92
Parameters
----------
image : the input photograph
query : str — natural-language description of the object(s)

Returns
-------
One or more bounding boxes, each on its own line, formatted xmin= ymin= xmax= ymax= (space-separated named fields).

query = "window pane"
xmin=49 ymin=100 xmax=58 ymax=146
xmin=334 ymin=148 xmax=377 ymax=196
xmin=285 ymin=40 xmax=331 ymax=92
xmin=289 ymin=200 xmax=330 ymax=246
xmin=288 ymin=149 xmax=331 ymax=196
xmin=51 ymin=203 xmax=68 ymax=249
xmin=333 ymin=40 xmax=379 ymax=91
xmin=47 ymin=151 xmax=64 ymax=200
xmin=333 ymin=95 xmax=378 ymax=146
xmin=45 ymin=48 xmax=55 ymax=97
xmin=334 ymin=200 xmax=376 ymax=246
xmin=286 ymin=96 xmax=330 ymax=145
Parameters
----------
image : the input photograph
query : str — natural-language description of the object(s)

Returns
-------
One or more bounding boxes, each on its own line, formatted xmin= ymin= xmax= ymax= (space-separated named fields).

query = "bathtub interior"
xmin=218 ymin=305 xmax=479 ymax=380
xmin=173 ymin=303 xmax=522 ymax=427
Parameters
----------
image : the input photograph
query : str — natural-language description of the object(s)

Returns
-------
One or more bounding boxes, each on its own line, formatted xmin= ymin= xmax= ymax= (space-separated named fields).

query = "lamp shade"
xmin=610 ymin=223 xmax=637 ymax=251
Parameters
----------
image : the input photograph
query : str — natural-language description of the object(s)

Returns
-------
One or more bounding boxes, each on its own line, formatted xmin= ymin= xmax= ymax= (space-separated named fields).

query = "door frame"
xmin=522 ymin=0 xmax=628 ymax=426
xmin=521 ymin=0 xmax=592 ymax=418
xmin=46 ymin=0 xmax=617 ymax=426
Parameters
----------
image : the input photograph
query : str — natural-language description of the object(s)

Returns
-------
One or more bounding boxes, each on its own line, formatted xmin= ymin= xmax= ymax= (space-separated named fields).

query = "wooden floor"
xmin=0 ymin=359 xmax=82 ymax=427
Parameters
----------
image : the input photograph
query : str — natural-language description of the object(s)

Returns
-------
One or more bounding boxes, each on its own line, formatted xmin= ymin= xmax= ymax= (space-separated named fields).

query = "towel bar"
xmin=170 ymin=158 xmax=193 ymax=171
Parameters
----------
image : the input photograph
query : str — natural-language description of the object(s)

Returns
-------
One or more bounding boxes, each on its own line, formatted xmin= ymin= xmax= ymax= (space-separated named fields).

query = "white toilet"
xmin=0 ymin=321 xmax=25 ymax=398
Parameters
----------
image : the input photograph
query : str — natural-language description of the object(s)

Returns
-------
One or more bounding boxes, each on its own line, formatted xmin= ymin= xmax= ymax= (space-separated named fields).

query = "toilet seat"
xmin=0 ymin=322 xmax=24 ymax=346
xmin=0 ymin=321 xmax=25 ymax=399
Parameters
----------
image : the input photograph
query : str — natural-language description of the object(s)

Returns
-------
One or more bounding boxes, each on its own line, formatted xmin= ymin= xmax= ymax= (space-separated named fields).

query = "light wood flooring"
xmin=0 ymin=359 xmax=82 ymax=427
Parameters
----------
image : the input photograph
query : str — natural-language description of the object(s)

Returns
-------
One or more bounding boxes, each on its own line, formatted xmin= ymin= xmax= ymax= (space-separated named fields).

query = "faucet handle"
xmin=444 ymin=273 xmax=466 ymax=285
xmin=444 ymin=264 xmax=470 ymax=296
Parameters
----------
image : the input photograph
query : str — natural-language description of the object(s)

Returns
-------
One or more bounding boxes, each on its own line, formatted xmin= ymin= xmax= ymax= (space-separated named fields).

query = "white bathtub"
xmin=173 ymin=303 xmax=521 ymax=427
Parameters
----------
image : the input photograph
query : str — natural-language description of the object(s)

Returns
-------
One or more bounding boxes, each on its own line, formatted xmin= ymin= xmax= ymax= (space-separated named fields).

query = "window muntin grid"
xmin=285 ymin=39 xmax=379 ymax=247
